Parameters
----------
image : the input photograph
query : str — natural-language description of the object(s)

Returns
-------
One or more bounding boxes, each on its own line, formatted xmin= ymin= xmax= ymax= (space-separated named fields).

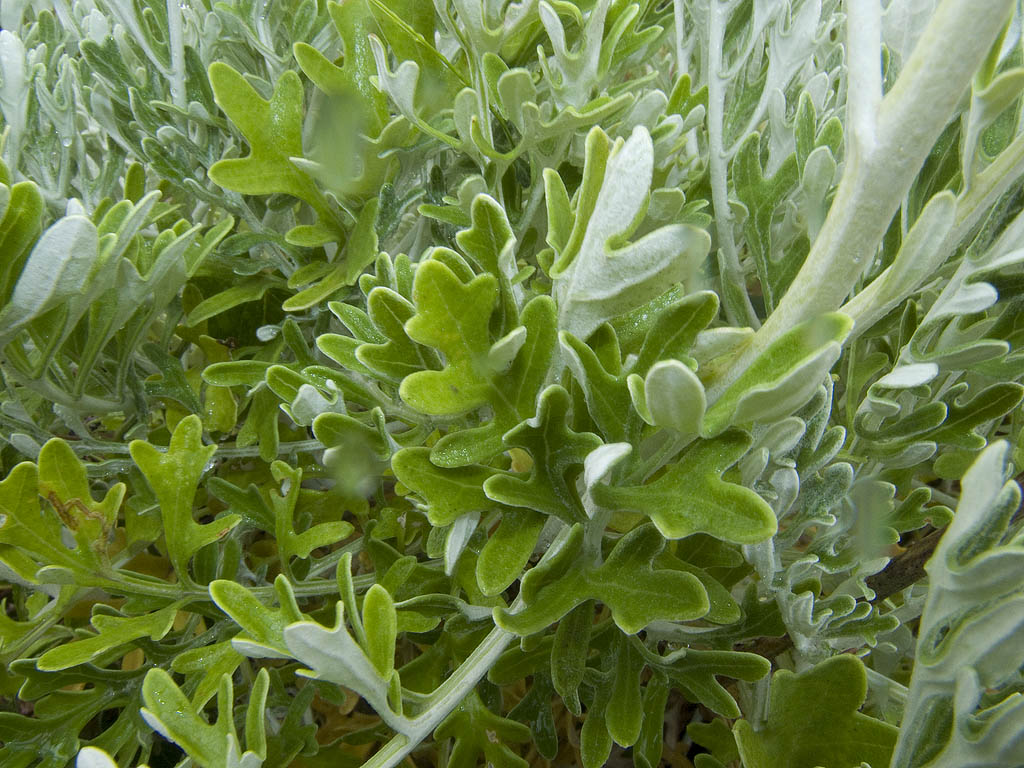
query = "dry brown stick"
xmin=865 ymin=527 xmax=946 ymax=604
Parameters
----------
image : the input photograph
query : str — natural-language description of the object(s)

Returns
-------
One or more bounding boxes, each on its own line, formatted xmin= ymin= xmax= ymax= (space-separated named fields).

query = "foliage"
xmin=0 ymin=1 xmax=1022 ymax=768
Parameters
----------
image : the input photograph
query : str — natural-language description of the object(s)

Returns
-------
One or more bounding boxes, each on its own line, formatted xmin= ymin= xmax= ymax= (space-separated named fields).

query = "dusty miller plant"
xmin=0 ymin=0 xmax=1023 ymax=767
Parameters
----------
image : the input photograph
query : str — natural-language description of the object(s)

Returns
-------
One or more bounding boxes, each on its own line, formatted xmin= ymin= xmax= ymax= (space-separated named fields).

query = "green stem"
xmin=71 ymin=438 xmax=324 ymax=458
xmin=0 ymin=586 xmax=80 ymax=665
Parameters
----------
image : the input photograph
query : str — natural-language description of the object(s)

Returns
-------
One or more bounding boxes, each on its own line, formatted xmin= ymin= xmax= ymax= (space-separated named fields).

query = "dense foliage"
xmin=1 ymin=1 xmax=1023 ymax=766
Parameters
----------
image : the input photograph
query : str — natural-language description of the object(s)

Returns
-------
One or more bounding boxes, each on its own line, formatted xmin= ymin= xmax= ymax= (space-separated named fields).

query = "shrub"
xmin=0 ymin=2 xmax=1023 ymax=767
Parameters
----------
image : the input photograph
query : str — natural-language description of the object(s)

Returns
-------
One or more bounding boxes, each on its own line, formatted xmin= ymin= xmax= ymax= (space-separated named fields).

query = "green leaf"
xmin=0 ymin=461 xmax=109 ymax=582
xmin=560 ymin=328 xmax=636 ymax=444
xmin=140 ymin=668 xmax=268 ymax=768
xmin=688 ymin=718 xmax=740 ymax=765
xmin=605 ymin=633 xmax=645 ymax=746
xmin=345 ymin=286 xmax=439 ymax=382
xmin=282 ymin=199 xmax=381 ymax=311
xmin=653 ymin=552 xmax=741 ymax=625
xmin=298 ymin=0 xmax=388 ymax=133
xmin=238 ymin=387 xmax=280 ymax=463
xmin=928 ymin=381 xmax=1024 ymax=450
xmin=456 ymin=194 xmax=519 ymax=296
xmin=37 ymin=439 xmax=124 ymax=571
xmin=268 ymin=461 xmax=354 ymax=576
xmin=399 ymin=256 xmax=559 ymax=464
xmin=475 ymin=507 xmax=546 ymax=596
xmin=129 ymin=415 xmax=240 ymax=581
xmin=171 ymin=640 xmax=244 ymax=708
xmin=202 ymin=361 xmax=274 ymax=388
xmin=634 ymin=672 xmax=671 ymax=768
xmin=633 ymin=290 xmax=719 ymax=376
xmin=392 ymin=447 xmax=498 ymax=526
xmin=208 ymin=63 xmax=337 ymax=230
xmin=186 ymin=276 xmax=276 ymax=327
xmin=507 ymin=672 xmax=559 ymax=759
xmin=704 ymin=313 xmax=853 ymax=435
xmin=210 ymin=576 xmax=303 ymax=659
xmin=0 ymin=681 xmax=110 ymax=766
xmin=483 ymin=385 xmax=602 ymax=523
xmin=142 ymin=342 xmax=204 ymax=414
xmin=36 ymin=603 xmax=181 ymax=671
xmin=579 ymin=667 xmax=615 ymax=768
xmin=430 ymin=294 xmax=558 ymax=467
xmin=399 ymin=257 xmax=499 ymax=415
xmin=660 ymin=648 xmax=771 ymax=718
xmin=434 ymin=690 xmax=530 ymax=768
xmin=733 ymin=132 xmax=803 ymax=310
xmin=362 ymin=584 xmax=398 ymax=683
xmin=366 ymin=0 xmax=463 ymax=101
xmin=593 ymin=431 xmax=776 ymax=544
xmin=0 ymin=181 xmax=44 ymax=305
xmin=495 ymin=524 xmax=710 ymax=635
xmin=733 ymin=655 xmax=898 ymax=768
xmin=550 ymin=600 xmax=592 ymax=716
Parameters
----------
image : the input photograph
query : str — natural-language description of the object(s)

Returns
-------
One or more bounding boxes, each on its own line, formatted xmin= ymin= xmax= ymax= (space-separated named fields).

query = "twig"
xmin=865 ymin=528 xmax=945 ymax=604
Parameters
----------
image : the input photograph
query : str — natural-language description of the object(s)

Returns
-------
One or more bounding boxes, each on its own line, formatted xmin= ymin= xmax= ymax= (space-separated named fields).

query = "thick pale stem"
xmin=842 ymin=126 xmax=1024 ymax=336
xmin=708 ymin=0 xmax=1014 ymax=401
xmin=845 ymin=0 xmax=882 ymax=151
xmin=950 ymin=127 xmax=1024 ymax=245
xmin=166 ymin=0 xmax=186 ymax=109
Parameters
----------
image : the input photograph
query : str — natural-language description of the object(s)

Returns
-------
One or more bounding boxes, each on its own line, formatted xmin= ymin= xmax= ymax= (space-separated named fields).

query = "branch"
xmin=845 ymin=0 xmax=882 ymax=152
xmin=865 ymin=528 xmax=945 ymax=604
xmin=708 ymin=0 xmax=1015 ymax=403
xmin=361 ymin=623 xmax=514 ymax=768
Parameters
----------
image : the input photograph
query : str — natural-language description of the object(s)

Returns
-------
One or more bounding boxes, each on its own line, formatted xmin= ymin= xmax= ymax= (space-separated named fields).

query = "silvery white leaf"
xmin=445 ymin=511 xmax=479 ymax=576
xmin=874 ymin=363 xmax=939 ymax=389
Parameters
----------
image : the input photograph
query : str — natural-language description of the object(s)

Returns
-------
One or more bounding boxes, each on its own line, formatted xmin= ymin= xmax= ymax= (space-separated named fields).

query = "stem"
xmin=840 ymin=125 xmax=1024 ymax=337
xmin=865 ymin=528 xmax=944 ymax=603
xmin=950 ymin=127 xmax=1024 ymax=245
xmin=166 ymin=0 xmax=187 ymax=110
xmin=0 ymin=586 xmax=80 ymax=665
xmin=708 ymin=0 xmax=1015 ymax=403
xmin=361 ymin=623 xmax=514 ymax=768
xmin=70 ymin=437 xmax=324 ymax=458
xmin=845 ymin=0 xmax=882 ymax=151
xmin=672 ymin=0 xmax=688 ymax=79
xmin=3 ymin=364 xmax=130 ymax=413
xmin=706 ymin=0 xmax=759 ymax=328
